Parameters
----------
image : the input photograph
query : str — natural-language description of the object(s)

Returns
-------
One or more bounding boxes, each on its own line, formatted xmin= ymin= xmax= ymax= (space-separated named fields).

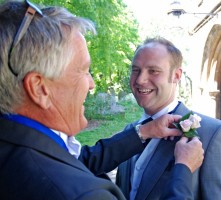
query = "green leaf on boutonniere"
xmin=180 ymin=111 xmax=194 ymax=121
xmin=173 ymin=111 xmax=201 ymax=138
xmin=184 ymin=129 xmax=199 ymax=138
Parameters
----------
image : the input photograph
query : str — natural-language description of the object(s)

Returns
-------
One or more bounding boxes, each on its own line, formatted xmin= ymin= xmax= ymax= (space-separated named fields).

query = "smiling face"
xmin=130 ymin=43 xmax=182 ymax=115
xmin=46 ymin=31 xmax=95 ymax=135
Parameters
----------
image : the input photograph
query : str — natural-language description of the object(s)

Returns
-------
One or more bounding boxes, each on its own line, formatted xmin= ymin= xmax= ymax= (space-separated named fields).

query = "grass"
xmin=76 ymin=100 xmax=143 ymax=146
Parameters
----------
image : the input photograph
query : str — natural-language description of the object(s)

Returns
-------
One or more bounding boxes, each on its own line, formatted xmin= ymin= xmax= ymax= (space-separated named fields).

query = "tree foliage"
xmin=32 ymin=0 xmax=140 ymax=94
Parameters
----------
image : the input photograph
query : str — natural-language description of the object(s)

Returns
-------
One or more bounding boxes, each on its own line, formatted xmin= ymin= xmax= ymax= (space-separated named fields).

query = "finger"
xmin=189 ymin=137 xmax=203 ymax=147
xmin=171 ymin=114 xmax=182 ymax=122
xmin=168 ymin=123 xmax=177 ymax=128
xmin=178 ymin=136 xmax=189 ymax=143
xmin=170 ymin=136 xmax=174 ymax=141
xmin=191 ymin=136 xmax=200 ymax=141
xmin=167 ymin=128 xmax=182 ymax=136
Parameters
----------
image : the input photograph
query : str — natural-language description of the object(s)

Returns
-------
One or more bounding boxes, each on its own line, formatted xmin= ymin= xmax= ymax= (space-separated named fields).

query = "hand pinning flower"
xmin=173 ymin=111 xmax=202 ymax=138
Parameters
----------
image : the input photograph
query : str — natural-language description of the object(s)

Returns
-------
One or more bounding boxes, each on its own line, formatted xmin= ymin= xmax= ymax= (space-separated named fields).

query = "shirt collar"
xmin=139 ymin=99 xmax=179 ymax=122
xmin=52 ymin=129 xmax=82 ymax=159
xmin=1 ymin=114 xmax=82 ymax=158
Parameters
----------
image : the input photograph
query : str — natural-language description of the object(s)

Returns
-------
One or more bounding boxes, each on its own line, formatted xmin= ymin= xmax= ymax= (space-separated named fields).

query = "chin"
xmin=80 ymin=116 xmax=88 ymax=130
xmin=69 ymin=116 xmax=88 ymax=136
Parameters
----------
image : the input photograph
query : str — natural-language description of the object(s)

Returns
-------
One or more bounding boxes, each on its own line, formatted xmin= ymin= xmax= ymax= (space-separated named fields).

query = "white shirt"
xmin=51 ymin=129 xmax=82 ymax=159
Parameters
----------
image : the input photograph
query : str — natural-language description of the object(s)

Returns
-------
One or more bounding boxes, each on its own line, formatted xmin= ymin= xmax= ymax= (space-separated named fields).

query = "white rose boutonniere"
xmin=173 ymin=111 xmax=202 ymax=138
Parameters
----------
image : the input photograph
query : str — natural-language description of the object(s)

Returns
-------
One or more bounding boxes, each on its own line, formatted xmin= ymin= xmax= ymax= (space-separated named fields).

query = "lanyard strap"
xmin=1 ymin=114 xmax=68 ymax=151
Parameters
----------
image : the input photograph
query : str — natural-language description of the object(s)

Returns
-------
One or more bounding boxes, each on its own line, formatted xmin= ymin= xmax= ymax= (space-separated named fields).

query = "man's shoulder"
xmin=195 ymin=111 xmax=221 ymax=127
xmin=177 ymin=102 xmax=221 ymax=126
xmin=124 ymin=120 xmax=140 ymax=130
xmin=192 ymin=111 xmax=221 ymax=146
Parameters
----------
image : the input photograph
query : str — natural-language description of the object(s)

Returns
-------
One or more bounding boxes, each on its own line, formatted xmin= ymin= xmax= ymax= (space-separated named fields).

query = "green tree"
xmin=33 ymin=0 xmax=140 ymax=94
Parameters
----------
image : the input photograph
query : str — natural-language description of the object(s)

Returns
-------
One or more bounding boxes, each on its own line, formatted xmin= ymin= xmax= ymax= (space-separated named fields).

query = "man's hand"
xmin=139 ymin=114 xmax=182 ymax=139
xmin=175 ymin=137 xmax=204 ymax=173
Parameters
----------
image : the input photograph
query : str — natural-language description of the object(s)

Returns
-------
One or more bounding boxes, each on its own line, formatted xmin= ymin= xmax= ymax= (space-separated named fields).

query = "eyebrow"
xmin=131 ymin=64 xmax=162 ymax=69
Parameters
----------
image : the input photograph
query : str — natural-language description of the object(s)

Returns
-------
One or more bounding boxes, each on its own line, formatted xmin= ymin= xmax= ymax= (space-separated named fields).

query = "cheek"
xmin=130 ymin=76 xmax=136 ymax=87
xmin=73 ymin=79 xmax=89 ymax=102
xmin=159 ymin=83 xmax=174 ymax=99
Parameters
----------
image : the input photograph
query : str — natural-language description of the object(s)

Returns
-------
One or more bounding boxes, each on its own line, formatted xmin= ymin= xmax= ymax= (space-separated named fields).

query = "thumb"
xmin=178 ymin=136 xmax=189 ymax=143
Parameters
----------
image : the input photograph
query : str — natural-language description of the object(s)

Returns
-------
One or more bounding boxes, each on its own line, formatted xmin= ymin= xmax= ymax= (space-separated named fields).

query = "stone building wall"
xmin=187 ymin=1 xmax=221 ymax=119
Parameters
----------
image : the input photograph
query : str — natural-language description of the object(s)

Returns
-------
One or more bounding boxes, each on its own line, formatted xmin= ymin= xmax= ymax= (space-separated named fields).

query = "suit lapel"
xmin=135 ymin=102 xmax=190 ymax=200
xmin=122 ymin=156 xmax=135 ymax=199
xmin=0 ymin=117 xmax=92 ymax=175
xmin=135 ymin=138 xmax=177 ymax=200
xmin=173 ymin=102 xmax=190 ymax=116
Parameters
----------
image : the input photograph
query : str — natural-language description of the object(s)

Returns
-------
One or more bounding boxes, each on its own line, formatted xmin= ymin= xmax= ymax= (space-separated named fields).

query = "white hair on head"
xmin=0 ymin=1 xmax=96 ymax=114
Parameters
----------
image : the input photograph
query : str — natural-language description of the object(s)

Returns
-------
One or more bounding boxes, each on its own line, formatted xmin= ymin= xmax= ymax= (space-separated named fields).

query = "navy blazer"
xmin=116 ymin=102 xmax=221 ymax=200
xmin=0 ymin=112 xmax=205 ymax=200
xmin=160 ymin=163 xmax=193 ymax=200
xmin=0 ymin=117 xmax=144 ymax=200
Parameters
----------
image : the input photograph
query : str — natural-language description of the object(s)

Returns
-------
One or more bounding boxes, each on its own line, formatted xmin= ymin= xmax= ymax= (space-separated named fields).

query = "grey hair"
xmin=0 ymin=0 xmax=96 ymax=114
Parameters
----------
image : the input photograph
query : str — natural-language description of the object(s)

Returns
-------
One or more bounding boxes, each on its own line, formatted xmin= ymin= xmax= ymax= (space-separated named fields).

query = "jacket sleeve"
xmin=78 ymin=127 xmax=144 ymax=175
xmin=76 ymin=189 xmax=125 ymax=200
xmin=199 ymin=124 xmax=221 ymax=199
xmin=160 ymin=164 xmax=193 ymax=200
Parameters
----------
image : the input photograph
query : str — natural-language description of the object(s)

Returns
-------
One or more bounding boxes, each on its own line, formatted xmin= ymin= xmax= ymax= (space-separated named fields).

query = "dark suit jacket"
xmin=0 ymin=116 xmax=144 ymax=200
xmin=116 ymin=102 xmax=221 ymax=200
xmin=160 ymin=163 xmax=193 ymax=200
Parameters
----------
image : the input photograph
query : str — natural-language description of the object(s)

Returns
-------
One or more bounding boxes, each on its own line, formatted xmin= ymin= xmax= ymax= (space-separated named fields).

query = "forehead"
xmin=133 ymin=43 xmax=170 ymax=65
xmin=72 ymin=31 xmax=87 ymax=52
xmin=71 ymin=31 xmax=90 ymax=66
xmin=135 ymin=43 xmax=168 ymax=57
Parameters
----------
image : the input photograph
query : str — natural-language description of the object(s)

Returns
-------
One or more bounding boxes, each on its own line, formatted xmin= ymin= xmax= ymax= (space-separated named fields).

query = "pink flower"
xmin=174 ymin=111 xmax=201 ymax=138
xmin=189 ymin=114 xmax=201 ymax=129
xmin=179 ymin=119 xmax=192 ymax=132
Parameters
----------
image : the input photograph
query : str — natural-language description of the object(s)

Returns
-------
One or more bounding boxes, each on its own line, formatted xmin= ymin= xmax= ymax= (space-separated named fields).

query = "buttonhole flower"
xmin=173 ymin=111 xmax=202 ymax=138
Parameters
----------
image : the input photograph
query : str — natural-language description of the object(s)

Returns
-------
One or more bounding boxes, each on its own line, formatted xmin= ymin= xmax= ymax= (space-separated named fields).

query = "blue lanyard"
xmin=1 ymin=114 xmax=68 ymax=151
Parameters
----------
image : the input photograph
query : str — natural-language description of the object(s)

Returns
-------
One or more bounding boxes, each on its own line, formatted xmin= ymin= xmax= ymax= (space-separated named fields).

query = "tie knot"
xmin=141 ymin=117 xmax=153 ymax=125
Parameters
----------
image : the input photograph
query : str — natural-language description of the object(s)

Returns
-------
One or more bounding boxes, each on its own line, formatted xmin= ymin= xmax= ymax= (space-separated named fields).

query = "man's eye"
xmin=149 ymin=70 xmax=160 ymax=74
xmin=86 ymin=72 xmax=92 ymax=77
xmin=132 ymin=69 xmax=139 ymax=73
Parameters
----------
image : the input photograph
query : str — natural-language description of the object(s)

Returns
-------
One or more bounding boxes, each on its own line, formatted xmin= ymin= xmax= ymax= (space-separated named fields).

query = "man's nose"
xmin=136 ymin=71 xmax=149 ymax=85
xmin=89 ymin=74 xmax=95 ymax=90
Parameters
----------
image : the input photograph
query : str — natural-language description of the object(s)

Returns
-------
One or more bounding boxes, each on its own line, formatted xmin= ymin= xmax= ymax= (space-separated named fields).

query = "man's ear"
xmin=173 ymin=67 xmax=182 ymax=84
xmin=23 ymin=72 xmax=51 ymax=109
